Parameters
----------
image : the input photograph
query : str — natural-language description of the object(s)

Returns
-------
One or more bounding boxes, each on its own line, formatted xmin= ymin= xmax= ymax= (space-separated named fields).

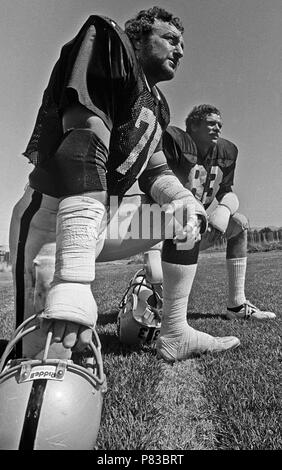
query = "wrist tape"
xmin=150 ymin=174 xmax=196 ymax=218
xmin=41 ymin=195 xmax=105 ymax=326
xmin=43 ymin=282 xmax=98 ymax=327
xmin=55 ymin=195 xmax=106 ymax=283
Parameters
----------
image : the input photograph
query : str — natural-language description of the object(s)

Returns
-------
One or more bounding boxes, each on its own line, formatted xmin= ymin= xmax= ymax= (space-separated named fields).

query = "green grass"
xmin=186 ymin=251 xmax=281 ymax=450
xmin=0 ymin=252 xmax=281 ymax=450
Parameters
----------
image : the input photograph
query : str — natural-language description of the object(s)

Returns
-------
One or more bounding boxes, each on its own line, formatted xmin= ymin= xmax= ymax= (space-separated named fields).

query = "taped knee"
xmin=225 ymin=212 xmax=249 ymax=239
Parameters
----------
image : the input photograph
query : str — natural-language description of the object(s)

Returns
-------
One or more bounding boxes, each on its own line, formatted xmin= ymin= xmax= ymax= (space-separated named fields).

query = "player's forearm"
xmin=140 ymin=167 xmax=207 ymax=235
xmin=139 ymin=152 xmax=195 ymax=206
xmin=149 ymin=170 xmax=195 ymax=206
xmin=54 ymin=194 xmax=106 ymax=283
xmin=41 ymin=194 xmax=106 ymax=328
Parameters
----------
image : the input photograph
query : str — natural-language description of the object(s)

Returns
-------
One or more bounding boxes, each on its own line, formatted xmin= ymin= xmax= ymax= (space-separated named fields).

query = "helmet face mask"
xmin=0 ymin=317 xmax=107 ymax=450
xmin=117 ymin=270 xmax=163 ymax=347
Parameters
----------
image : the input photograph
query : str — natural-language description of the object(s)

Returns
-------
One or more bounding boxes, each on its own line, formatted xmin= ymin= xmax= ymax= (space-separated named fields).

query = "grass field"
xmin=0 ymin=250 xmax=281 ymax=450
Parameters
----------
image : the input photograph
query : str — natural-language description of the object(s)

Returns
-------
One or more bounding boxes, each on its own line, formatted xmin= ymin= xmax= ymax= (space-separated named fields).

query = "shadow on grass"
xmin=97 ymin=309 xmax=118 ymax=326
xmin=187 ymin=311 xmax=223 ymax=320
xmin=99 ymin=331 xmax=151 ymax=357
xmin=98 ymin=328 xmax=158 ymax=360
xmin=98 ymin=310 xmax=224 ymax=325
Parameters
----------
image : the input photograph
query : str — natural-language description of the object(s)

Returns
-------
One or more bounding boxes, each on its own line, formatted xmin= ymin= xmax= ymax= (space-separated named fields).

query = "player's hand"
xmin=40 ymin=281 xmax=97 ymax=350
xmin=41 ymin=319 xmax=93 ymax=351
xmin=174 ymin=215 xmax=202 ymax=249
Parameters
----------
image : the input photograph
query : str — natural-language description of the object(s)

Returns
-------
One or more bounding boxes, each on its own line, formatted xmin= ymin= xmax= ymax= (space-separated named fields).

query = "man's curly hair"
xmin=185 ymin=104 xmax=222 ymax=133
xmin=125 ymin=6 xmax=184 ymax=42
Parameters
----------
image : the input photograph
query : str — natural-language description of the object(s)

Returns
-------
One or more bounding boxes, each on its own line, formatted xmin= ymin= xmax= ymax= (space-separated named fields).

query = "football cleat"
xmin=0 ymin=315 xmax=107 ymax=450
xmin=117 ymin=269 xmax=162 ymax=347
xmin=226 ymin=300 xmax=276 ymax=321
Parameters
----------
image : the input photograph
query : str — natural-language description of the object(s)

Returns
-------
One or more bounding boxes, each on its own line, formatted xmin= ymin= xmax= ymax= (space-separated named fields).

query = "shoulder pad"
xmin=165 ymin=127 xmax=198 ymax=163
xmin=216 ymin=138 xmax=238 ymax=167
xmin=87 ymin=15 xmax=137 ymax=65
xmin=155 ymin=87 xmax=170 ymax=113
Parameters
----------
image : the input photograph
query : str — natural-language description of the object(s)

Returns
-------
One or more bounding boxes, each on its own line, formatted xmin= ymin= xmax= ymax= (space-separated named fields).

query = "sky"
xmin=1 ymin=0 xmax=282 ymax=246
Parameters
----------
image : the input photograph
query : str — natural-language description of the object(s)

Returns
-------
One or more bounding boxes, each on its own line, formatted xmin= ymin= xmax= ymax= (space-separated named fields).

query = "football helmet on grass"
xmin=0 ymin=315 xmax=106 ymax=450
xmin=117 ymin=269 xmax=162 ymax=347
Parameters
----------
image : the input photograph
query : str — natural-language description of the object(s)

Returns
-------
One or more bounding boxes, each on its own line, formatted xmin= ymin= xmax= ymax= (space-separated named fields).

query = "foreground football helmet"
xmin=117 ymin=269 xmax=162 ymax=346
xmin=0 ymin=315 xmax=107 ymax=450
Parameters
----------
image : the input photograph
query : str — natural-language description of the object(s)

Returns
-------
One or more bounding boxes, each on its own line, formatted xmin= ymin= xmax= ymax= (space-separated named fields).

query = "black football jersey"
xmin=163 ymin=126 xmax=238 ymax=208
xmin=23 ymin=15 xmax=170 ymax=197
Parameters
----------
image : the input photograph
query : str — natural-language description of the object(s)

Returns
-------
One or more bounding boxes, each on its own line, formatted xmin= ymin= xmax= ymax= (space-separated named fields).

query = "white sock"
xmin=160 ymin=261 xmax=197 ymax=337
xmin=157 ymin=262 xmax=239 ymax=361
xmin=226 ymin=257 xmax=247 ymax=309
